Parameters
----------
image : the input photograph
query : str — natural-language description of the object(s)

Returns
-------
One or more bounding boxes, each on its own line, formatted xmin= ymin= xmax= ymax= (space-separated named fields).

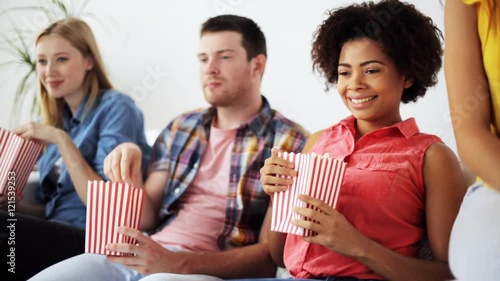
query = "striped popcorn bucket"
xmin=85 ymin=181 xmax=145 ymax=256
xmin=271 ymin=152 xmax=346 ymax=236
xmin=0 ymin=128 xmax=43 ymax=195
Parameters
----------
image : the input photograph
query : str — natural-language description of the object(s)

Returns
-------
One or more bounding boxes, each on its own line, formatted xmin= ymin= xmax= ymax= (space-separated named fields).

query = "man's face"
xmin=198 ymin=31 xmax=254 ymax=108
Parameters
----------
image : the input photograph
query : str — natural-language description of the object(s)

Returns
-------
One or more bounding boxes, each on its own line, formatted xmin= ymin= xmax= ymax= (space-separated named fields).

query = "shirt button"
xmin=193 ymin=163 xmax=199 ymax=168
xmin=174 ymin=188 xmax=180 ymax=194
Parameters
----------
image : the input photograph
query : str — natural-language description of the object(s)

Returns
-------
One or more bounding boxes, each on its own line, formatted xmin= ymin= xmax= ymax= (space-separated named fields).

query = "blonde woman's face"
xmin=36 ymin=34 xmax=94 ymax=102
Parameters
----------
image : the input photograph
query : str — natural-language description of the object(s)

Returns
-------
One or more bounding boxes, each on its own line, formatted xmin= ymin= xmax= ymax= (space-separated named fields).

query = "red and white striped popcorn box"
xmin=85 ymin=181 xmax=145 ymax=256
xmin=271 ymin=152 xmax=346 ymax=236
xmin=0 ymin=128 xmax=43 ymax=195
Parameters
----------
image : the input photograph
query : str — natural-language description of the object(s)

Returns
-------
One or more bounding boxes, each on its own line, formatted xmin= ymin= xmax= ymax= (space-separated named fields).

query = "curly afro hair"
xmin=311 ymin=0 xmax=443 ymax=103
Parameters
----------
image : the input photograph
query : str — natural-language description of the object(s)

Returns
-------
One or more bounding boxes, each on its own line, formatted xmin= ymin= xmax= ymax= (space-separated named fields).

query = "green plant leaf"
xmin=12 ymin=68 xmax=36 ymax=120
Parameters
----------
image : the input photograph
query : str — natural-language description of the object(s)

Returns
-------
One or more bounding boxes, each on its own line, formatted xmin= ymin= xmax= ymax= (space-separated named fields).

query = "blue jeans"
xmin=226 ymin=277 xmax=381 ymax=281
xmin=28 ymin=246 xmax=221 ymax=281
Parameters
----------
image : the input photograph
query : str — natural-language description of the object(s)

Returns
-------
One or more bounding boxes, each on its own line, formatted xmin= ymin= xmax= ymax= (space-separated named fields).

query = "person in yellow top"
xmin=444 ymin=0 xmax=500 ymax=279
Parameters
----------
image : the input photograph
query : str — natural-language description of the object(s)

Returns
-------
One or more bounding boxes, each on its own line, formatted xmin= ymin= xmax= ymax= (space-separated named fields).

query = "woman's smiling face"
xmin=336 ymin=38 xmax=413 ymax=131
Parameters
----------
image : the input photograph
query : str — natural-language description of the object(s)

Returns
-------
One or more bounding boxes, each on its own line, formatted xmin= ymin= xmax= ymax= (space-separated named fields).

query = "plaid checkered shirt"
xmin=150 ymin=96 xmax=308 ymax=249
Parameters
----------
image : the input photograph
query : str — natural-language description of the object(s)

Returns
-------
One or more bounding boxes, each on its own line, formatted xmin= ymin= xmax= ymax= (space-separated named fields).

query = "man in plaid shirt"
xmin=31 ymin=15 xmax=307 ymax=281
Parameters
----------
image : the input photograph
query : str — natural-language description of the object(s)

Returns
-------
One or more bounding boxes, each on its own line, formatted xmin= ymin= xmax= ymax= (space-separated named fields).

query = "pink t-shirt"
xmin=151 ymin=125 xmax=236 ymax=251
xmin=284 ymin=116 xmax=441 ymax=279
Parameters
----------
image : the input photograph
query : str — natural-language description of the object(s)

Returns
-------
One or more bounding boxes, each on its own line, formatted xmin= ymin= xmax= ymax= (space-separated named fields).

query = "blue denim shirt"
xmin=36 ymin=89 xmax=151 ymax=229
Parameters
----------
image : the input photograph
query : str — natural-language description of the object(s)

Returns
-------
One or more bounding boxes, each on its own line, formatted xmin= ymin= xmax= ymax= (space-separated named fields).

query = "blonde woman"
xmin=0 ymin=17 xmax=150 ymax=280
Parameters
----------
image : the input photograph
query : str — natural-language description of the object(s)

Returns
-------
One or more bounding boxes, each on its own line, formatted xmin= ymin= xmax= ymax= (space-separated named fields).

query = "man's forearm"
xmin=176 ymin=242 xmax=276 ymax=278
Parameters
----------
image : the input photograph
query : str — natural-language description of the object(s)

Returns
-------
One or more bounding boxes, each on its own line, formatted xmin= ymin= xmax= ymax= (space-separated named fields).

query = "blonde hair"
xmin=36 ymin=17 xmax=113 ymax=128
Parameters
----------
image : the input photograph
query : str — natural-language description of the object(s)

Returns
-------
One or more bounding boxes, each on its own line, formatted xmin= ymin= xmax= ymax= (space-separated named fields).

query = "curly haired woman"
xmin=229 ymin=1 xmax=466 ymax=280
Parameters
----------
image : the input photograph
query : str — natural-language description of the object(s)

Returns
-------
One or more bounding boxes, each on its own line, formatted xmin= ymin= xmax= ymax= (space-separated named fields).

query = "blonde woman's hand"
xmin=259 ymin=147 xmax=297 ymax=198
xmin=14 ymin=122 xmax=63 ymax=145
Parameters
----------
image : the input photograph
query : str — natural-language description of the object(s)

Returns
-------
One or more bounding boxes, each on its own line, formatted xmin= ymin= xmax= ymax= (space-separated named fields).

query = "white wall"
xmin=0 ymin=0 xmax=457 ymax=151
